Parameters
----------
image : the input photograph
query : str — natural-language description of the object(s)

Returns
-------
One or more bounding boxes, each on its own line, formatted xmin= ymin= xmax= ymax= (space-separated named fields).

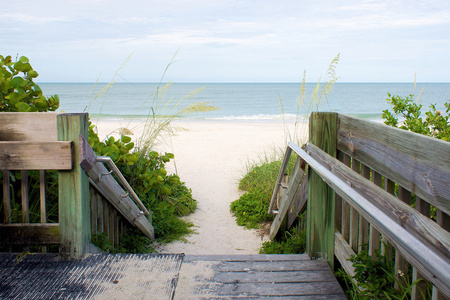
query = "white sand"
xmin=95 ymin=119 xmax=308 ymax=255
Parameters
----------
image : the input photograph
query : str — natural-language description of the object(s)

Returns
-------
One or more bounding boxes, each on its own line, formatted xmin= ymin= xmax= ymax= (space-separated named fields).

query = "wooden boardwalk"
xmin=0 ymin=253 xmax=345 ymax=299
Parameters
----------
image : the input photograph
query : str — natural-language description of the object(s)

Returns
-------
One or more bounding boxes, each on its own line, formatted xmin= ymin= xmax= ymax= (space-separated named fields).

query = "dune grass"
xmin=230 ymin=54 xmax=340 ymax=254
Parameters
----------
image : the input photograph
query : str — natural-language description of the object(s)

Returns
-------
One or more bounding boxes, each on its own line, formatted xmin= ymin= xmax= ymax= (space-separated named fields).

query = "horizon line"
xmin=36 ymin=81 xmax=450 ymax=84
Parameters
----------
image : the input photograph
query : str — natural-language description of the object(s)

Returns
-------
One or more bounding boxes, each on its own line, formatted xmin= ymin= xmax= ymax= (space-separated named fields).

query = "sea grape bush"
xmin=0 ymin=54 xmax=196 ymax=252
xmin=382 ymin=93 xmax=450 ymax=141
xmin=0 ymin=55 xmax=59 ymax=112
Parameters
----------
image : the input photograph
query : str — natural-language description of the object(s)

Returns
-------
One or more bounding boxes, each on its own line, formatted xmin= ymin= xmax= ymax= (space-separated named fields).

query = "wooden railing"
xmin=0 ymin=112 xmax=154 ymax=259
xmin=270 ymin=112 xmax=449 ymax=299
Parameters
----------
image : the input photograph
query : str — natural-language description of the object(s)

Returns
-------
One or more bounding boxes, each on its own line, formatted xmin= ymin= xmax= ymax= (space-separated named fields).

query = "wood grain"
xmin=303 ymin=142 xmax=450 ymax=295
xmin=307 ymin=112 xmax=337 ymax=268
xmin=0 ymin=224 xmax=59 ymax=245
xmin=338 ymin=114 xmax=450 ymax=215
xmin=0 ymin=112 xmax=59 ymax=142
xmin=0 ymin=141 xmax=73 ymax=170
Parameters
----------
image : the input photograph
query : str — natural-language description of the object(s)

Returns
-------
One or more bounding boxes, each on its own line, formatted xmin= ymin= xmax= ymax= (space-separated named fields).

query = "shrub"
xmin=382 ymin=93 xmax=450 ymax=141
xmin=0 ymin=55 xmax=59 ymax=112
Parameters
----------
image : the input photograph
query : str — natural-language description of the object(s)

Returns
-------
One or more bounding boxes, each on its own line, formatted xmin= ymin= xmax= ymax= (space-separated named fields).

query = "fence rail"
xmin=0 ymin=112 xmax=154 ymax=259
xmin=271 ymin=112 xmax=450 ymax=299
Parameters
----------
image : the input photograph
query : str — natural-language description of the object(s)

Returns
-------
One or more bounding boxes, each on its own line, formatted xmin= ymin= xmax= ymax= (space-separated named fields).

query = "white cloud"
xmin=1 ymin=0 xmax=449 ymax=82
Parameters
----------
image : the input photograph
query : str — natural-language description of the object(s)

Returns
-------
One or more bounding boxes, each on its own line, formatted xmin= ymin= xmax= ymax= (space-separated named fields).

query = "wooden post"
xmin=57 ymin=113 xmax=90 ymax=259
xmin=307 ymin=112 xmax=337 ymax=269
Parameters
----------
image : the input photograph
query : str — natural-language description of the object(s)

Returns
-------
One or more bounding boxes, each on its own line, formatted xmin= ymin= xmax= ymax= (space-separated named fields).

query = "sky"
xmin=2 ymin=0 xmax=450 ymax=83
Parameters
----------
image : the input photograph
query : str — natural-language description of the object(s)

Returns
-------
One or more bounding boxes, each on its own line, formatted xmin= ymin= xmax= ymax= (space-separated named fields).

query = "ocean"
xmin=39 ymin=82 xmax=450 ymax=121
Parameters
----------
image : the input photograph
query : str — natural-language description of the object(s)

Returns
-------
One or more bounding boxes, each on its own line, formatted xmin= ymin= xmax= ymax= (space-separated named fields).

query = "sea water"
xmin=39 ymin=82 xmax=450 ymax=121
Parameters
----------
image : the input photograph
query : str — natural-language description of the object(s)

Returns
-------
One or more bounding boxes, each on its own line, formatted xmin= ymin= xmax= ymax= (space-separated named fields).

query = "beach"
xmin=95 ymin=119 xmax=308 ymax=255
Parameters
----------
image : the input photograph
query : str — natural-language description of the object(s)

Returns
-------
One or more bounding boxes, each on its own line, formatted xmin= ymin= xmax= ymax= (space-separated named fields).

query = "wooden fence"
xmin=270 ymin=112 xmax=449 ymax=299
xmin=0 ymin=112 xmax=154 ymax=259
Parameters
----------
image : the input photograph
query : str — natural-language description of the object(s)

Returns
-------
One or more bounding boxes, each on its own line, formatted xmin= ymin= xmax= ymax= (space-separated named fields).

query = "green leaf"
xmin=121 ymin=135 xmax=132 ymax=143
xmin=125 ymin=142 xmax=134 ymax=150
xmin=16 ymin=102 xmax=30 ymax=112
xmin=18 ymin=56 xmax=29 ymax=63
xmin=10 ymin=76 xmax=26 ymax=88
xmin=28 ymin=70 xmax=39 ymax=78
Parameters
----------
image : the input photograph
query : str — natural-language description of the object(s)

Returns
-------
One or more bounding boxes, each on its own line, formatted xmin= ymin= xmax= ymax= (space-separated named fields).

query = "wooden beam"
xmin=0 ymin=112 xmax=59 ymax=142
xmin=80 ymin=136 xmax=155 ymax=241
xmin=57 ymin=113 xmax=91 ymax=259
xmin=269 ymin=157 xmax=305 ymax=240
xmin=338 ymin=114 xmax=450 ymax=215
xmin=2 ymin=170 xmax=11 ymax=224
xmin=287 ymin=170 xmax=308 ymax=229
xmin=307 ymin=112 xmax=337 ymax=269
xmin=303 ymin=142 xmax=450 ymax=295
xmin=0 ymin=141 xmax=73 ymax=170
xmin=0 ymin=224 xmax=59 ymax=245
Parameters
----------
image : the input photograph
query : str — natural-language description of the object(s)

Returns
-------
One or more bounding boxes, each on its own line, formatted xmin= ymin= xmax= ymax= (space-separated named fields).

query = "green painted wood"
xmin=57 ymin=113 xmax=90 ymax=259
xmin=307 ymin=112 xmax=337 ymax=269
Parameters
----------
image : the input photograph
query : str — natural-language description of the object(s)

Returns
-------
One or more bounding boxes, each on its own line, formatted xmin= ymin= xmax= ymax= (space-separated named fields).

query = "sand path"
xmin=97 ymin=120 xmax=304 ymax=255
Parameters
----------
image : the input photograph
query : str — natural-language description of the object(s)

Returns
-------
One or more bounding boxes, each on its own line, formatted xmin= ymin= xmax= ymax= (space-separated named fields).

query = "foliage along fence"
xmin=0 ymin=112 xmax=154 ymax=259
xmin=270 ymin=112 xmax=449 ymax=299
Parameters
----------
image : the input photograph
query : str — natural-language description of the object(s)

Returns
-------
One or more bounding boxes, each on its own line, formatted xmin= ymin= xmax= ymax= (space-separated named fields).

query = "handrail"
xmin=290 ymin=141 xmax=450 ymax=295
xmin=96 ymin=156 xmax=149 ymax=216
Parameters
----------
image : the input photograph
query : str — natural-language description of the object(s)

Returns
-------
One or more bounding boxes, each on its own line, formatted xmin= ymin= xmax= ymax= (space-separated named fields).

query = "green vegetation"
xmin=333 ymin=93 xmax=446 ymax=298
xmin=231 ymin=54 xmax=340 ymax=254
xmin=88 ymin=123 xmax=197 ymax=249
xmin=336 ymin=247 xmax=432 ymax=299
xmin=259 ymin=219 xmax=306 ymax=254
xmin=230 ymin=161 xmax=281 ymax=228
xmin=382 ymin=93 xmax=450 ymax=141
xmin=0 ymin=54 xmax=208 ymax=253
xmin=0 ymin=55 xmax=60 ymax=226
xmin=0 ymin=55 xmax=59 ymax=112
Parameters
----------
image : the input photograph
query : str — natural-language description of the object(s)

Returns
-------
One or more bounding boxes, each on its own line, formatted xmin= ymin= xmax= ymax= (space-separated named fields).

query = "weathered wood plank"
xmin=21 ymin=170 xmax=29 ymax=223
xmin=183 ymin=254 xmax=312 ymax=262
xmin=0 ymin=141 xmax=73 ymax=170
xmin=215 ymin=259 xmax=332 ymax=272
xmin=0 ymin=224 xmax=59 ymax=244
xmin=307 ymin=112 xmax=337 ymax=268
xmin=2 ymin=170 xmax=11 ymax=224
xmin=287 ymin=169 xmax=308 ymax=229
xmin=86 ymin=164 xmax=154 ymax=240
xmin=303 ymin=143 xmax=450 ymax=295
xmin=338 ymin=114 xmax=450 ymax=215
xmin=90 ymin=188 xmax=97 ymax=235
xmin=369 ymin=170 xmax=382 ymax=256
xmin=340 ymin=153 xmax=351 ymax=242
xmin=270 ymin=157 xmax=304 ymax=240
xmin=213 ymin=270 xmax=336 ymax=283
xmin=39 ymin=170 xmax=46 ymax=223
xmin=214 ymin=282 xmax=345 ymax=297
xmin=350 ymin=158 xmax=361 ymax=252
xmin=416 ymin=197 xmax=431 ymax=218
xmin=412 ymin=268 xmax=428 ymax=300
xmin=268 ymin=146 xmax=292 ymax=215
xmin=57 ymin=113 xmax=91 ymax=259
xmin=334 ymin=231 xmax=356 ymax=278
xmin=0 ymin=112 xmax=59 ymax=142
xmin=436 ymin=209 xmax=450 ymax=231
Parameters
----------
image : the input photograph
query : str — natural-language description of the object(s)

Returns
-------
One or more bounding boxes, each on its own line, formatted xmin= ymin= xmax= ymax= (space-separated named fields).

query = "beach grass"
xmin=232 ymin=54 xmax=340 ymax=253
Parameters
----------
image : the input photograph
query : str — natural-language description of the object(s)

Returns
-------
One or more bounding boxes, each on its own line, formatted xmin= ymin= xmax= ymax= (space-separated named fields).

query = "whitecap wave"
xmin=206 ymin=113 xmax=308 ymax=121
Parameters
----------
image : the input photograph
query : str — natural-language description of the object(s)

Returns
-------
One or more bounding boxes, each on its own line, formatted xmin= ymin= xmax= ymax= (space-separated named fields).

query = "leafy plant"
xmin=382 ymin=93 xmax=450 ymax=141
xmin=259 ymin=219 xmax=306 ymax=254
xmin=88 ymin=123 xmax=197 ymax=244
xmin=335 ymin=247 xmax=432 ymax=299
xmin=0 ymin=55 xmax=60 ymax=225
xmin=0 ymin=55 xmax=59 ymax=112
xmin=230 ymin=160 xmax=285 ymax=229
